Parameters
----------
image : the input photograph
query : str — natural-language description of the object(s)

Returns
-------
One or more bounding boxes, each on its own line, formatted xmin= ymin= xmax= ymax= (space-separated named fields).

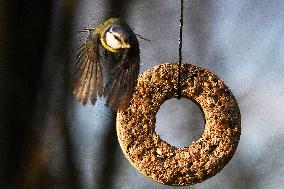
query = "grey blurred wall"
xmin=70 ymin=0 xmax=284 ymax=188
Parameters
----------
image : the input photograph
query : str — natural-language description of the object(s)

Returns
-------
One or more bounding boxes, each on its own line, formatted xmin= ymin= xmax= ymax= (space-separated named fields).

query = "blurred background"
xmin=1 ymin=0 xmax=284 ymax=188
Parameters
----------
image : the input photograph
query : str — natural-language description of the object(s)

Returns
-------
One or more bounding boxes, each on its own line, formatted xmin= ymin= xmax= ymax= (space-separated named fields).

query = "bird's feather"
xmin=104 ymin=45 xmax=140 ymax=111
xmin=73 ymin=35 xmax=103 ymax=105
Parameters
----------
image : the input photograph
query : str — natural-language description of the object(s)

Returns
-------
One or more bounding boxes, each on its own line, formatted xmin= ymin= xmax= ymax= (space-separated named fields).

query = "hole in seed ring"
xmin=155 ymin=98 xmax=205 ymax=148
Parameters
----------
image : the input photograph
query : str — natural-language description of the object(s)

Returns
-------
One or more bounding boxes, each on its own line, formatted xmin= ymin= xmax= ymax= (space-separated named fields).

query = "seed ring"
xmin=117 ymin=63 xmax=241 ymax=185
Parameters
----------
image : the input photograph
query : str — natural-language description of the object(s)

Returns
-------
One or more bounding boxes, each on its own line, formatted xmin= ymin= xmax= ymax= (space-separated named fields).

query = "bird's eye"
xmin=114 ymin=35 xmax=122 ymax=42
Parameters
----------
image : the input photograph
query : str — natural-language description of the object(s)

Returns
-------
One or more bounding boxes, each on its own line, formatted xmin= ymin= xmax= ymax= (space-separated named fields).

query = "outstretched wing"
xmin=73 ymin=35 xmax=103 ymax=105
xmin=104 ymin=46 xmax=140 ymax=111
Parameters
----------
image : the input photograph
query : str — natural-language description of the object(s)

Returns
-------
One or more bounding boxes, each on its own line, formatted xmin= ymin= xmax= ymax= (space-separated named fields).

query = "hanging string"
xmin=177 ymin=0 xmax=184 ymax=99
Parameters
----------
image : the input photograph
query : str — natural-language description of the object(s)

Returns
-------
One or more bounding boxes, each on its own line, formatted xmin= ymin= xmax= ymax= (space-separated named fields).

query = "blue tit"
xmin=73 ymin=18 xmax=140 ymax=111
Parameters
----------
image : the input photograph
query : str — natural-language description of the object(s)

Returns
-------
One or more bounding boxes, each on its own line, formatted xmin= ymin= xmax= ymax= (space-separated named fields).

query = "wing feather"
xmin=73 ymin=53 xmax=89 ymax=89
xmin=76 ymin=58 xmax=91 ymax=102
xmin=97 ymin=60 xmax=104 ymax=97
xmin=89 ymin=55 xmax=97 ymax=105
xmin=105 ymin=69 xmax=124 ymax=107
xmin=118 ymin=69 xmax=130 ymax=110
xmin=109 ymin=69 xmax=128 ymax=110
xmin=73 ymin=35 xmax=103 ymax=105
xmin=82 ymin=57 xmax=94 ymax=104
xmin=104 ymin=66 xmax=123 ymax=97
xmin=104 ymin=45 xmax=140 ymax=111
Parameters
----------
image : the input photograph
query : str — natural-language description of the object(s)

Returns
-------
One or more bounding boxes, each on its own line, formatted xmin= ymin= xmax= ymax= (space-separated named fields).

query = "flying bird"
xmin=73 ymin=18 xmax=140 ymax=111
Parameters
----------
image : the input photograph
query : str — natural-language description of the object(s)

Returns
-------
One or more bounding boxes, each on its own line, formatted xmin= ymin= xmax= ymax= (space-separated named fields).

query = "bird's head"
xmin=102 ymin=24 xmax=131 ymax=53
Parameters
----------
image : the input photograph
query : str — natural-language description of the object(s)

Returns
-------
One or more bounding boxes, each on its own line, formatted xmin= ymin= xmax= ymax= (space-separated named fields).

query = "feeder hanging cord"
xmin=177 ymin=0 xmax=184 ymax=99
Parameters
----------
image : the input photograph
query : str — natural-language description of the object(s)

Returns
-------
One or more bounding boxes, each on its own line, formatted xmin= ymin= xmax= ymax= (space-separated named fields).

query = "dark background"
xmin=1 ymin=0 xmax=284 ymax=188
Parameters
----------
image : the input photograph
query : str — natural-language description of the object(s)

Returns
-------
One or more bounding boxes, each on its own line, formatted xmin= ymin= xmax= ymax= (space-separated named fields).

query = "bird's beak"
xmin=121 ymin=43 xmax=131 ymax=49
